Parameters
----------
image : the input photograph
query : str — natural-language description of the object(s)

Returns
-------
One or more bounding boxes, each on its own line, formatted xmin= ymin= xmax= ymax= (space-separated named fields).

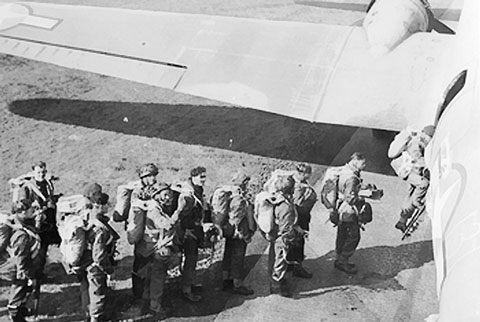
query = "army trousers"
xmin=222 ymin=237 xmax=247 ymax=280
xmin=78 ymin=266 xmax=108 ymax=322
xmin=335 ymin=221 xmax=361 ymax=264
xmin=268 ymin=237 xmax=289 ymax=283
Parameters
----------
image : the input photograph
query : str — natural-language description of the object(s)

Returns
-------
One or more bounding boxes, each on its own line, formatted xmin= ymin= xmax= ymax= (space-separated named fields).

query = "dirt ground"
xmin=0 ymin=1 xmax=428 ymax=321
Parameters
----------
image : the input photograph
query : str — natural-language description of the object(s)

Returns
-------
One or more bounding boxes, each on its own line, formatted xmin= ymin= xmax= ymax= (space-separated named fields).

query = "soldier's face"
xmin=191 ymin=172 xmax=207 ymax=187
xmin=298 ymin=171 xmax=311 ymax=181
xmin=355 ymin=160 xmax=367 ymax=171
xmin=141 ymin=174 xmax=157 ymax=187
xmin=33 ymin=166 xmax=47 ymax=182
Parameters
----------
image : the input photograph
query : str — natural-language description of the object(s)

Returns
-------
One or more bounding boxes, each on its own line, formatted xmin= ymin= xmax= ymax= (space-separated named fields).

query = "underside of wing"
xmin=0 ymin=2 xmax=454 ymax=131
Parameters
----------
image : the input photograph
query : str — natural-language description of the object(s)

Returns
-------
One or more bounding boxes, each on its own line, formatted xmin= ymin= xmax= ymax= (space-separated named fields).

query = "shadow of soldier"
xmin=294 ymin=240 xmax=433 ymax=297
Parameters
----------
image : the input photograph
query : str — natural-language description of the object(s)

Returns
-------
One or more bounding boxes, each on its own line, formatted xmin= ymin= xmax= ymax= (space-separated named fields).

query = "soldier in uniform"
xmin=268 ymin=176 xmax=298 ymax=298
xmin=172 ymin=166 xmax=208 ymax=302
xmin=287 ymin=163 xmax=317 ymax=279
xmin=217 ymin=171 xmax=255 ymax=296
xmin=334 ymin=152 xmax=370 ymax=275
xmin=128 ymin=183 xmax=180 ymax=319
xmin=4 ymin=200 xmax=42 ymax=322
xmin=75 ymin=185 xmax=118 ymax=322
xmin=14 ymin=161 xmax=61 ymax=281
xmin=388 ymin=125 xmax=435 ymax=232
xmin=115 ymin=163 xmax=160 ymax=299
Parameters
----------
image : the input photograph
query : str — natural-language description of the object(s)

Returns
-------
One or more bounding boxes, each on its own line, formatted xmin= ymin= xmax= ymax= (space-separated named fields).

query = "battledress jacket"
xmin=75 ymin=212 xmax=117 ymax=275
xmin=1 ymin=222 xmax=41 ymax=281
xmin=272 ymin=196 xmax=297 ymax=245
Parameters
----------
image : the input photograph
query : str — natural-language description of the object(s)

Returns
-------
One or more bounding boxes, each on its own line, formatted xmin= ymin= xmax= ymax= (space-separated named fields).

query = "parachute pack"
xmin=254 ymin=191 xmax=286 ymax=239
xmin=8 ymin=173 xmax=55 ymax=206
xmin=58 ymin=211 xmax=119 ymax=274
xmin=56 ymin=194 xmax=86 ymax=216
xmin=211 ymin=185 xmax=254 ymax=239
xmin=58 ymin=213 xmax=89 ymax=274
xmin=211 ymin=186 xmax=245 ymax=226
xmin=390 ymin=151 xmax=415 ymax=179
xmin=319 ymin=166 xmax=344 ymax=210
xmin=113 ymin=180 xmax=142 ymax=223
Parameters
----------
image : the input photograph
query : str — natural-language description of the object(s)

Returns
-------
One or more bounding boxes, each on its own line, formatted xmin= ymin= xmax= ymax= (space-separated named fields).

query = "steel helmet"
xmin=138 ymin=163 xmax=159 ymax=178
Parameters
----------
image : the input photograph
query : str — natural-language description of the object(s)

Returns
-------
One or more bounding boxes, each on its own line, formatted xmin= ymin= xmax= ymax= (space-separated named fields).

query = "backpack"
xmin=56 ymin=194 xmax=86 ymax=217
xmin=211 ymin=185 xmax=253 ymax=238
xmin=320 ymin=166 xmax=344 ymax=210
xmin=8 ymin=174 xmax=54 ymax=207
xmin=58 ymin=213 xmax=89 ymax=274
xmin=113 ymin=181 xmax=142 ymax=223
xmin=210 ymin=185 xmax=236 ymax=227
xmin=390 ymin=151 xmax=415 ymax=179
xmin=126 ymin=199 xmax=148 ymax=245
xmin=254 ymin=191 xmax=285 ymax=239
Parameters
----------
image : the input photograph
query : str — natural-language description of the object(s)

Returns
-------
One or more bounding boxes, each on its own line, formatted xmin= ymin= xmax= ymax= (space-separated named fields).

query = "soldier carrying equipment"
xmin=389 ymin=125 xmax=434 ymax=234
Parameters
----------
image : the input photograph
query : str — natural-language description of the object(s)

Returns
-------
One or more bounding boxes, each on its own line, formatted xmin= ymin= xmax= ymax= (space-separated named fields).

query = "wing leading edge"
xmin=0 ymin=2 xmax=454 ymax=131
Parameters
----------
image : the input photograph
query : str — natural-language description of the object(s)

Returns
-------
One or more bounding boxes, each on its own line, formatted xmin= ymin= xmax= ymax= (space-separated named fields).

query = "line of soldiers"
xmin=1 ymin=162 xmax=119 ymax=322
xmin=0 ymin=137 xmax=432 ymax=322
xmin=0 ymin=161 xmax=320 ymax=321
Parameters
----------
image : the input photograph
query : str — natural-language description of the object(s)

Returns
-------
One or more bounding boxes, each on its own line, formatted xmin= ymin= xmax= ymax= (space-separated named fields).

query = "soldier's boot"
xmin=181 ymin=286 xmax=202 ymax=303
xmin=270 ymin=280 xmax=282 ymax=295
xmin=280 ymin=279 xmax=293 ymax=298
xmin=222 ymin=279 xmax=234 ymax=291
xmin=293 ymin=264 xmax=313 ymax=279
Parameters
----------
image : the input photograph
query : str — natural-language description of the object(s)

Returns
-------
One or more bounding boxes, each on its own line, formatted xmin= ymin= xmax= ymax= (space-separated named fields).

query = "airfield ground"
xmin=0 ymin=1 xmax=439 ymax=321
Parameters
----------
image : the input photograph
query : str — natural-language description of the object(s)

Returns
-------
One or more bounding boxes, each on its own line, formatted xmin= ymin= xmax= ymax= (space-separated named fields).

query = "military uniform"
xmin=76 ymin=211 xmax=117 ymax=322
xmin=3 ymin=219 xmax=41 ymax=322
xmin=388 ymin=127 xmax=433 ymax=231
xmin=334 ymin=164 xmax=364 ymax=274
xmin=122 ymin=180 xmax=158 ymax=299
xmin=17 ymin=176 xmax=60 ymax=284
xmin=173 ymin=179 xmax=206 ymax=300
xmin=268 ymin=194 xmax=297 ymax=297
xmin=286 ymin=176 xmax=317 ymax=277
xmin=219 ymin=184 xmax=255 ymax=295
xmin=129 ymin=195 xmax=179 ymax=315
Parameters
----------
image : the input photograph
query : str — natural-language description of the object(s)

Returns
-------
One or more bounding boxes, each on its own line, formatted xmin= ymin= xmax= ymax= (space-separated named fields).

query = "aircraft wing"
xmin=0 ymin=2 xmax=454 ymax=131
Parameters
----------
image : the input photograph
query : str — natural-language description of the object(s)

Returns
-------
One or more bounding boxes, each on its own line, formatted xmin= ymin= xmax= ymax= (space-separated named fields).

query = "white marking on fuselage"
xmin=0 ymin=3 xmax=60 ymax=31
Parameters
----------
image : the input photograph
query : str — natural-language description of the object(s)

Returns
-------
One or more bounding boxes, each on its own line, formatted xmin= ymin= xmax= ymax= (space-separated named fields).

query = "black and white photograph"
xmin=0 ymin=0 xmax=470 ymax=321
